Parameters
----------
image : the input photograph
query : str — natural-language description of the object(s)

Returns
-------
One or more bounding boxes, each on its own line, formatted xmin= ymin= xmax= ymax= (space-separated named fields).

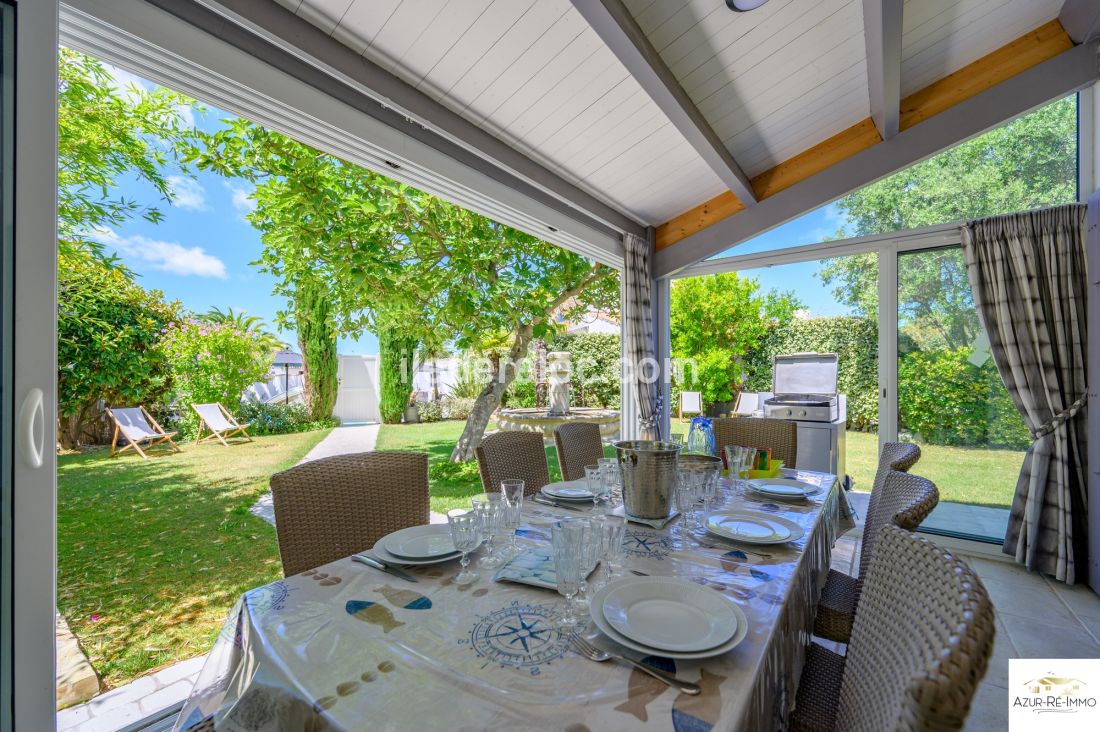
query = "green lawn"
xmin=374 ymin=421 xmax=608 ymax=515
xmin=57 ymin=429 xmax=330 ymax=689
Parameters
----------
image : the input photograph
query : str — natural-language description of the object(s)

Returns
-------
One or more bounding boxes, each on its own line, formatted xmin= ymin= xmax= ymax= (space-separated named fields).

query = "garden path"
xmin=250 ymin=422 xmax=381 ymax=525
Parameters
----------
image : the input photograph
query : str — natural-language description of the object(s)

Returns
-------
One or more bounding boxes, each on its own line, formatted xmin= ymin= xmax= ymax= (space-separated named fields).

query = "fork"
xmin=569 ymin=634 xmax=701 ymax=695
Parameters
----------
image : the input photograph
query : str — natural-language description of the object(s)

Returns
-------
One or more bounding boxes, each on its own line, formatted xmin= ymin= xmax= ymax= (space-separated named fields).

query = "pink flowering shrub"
xmin=159 ymin=318 xmax=272 ymax=426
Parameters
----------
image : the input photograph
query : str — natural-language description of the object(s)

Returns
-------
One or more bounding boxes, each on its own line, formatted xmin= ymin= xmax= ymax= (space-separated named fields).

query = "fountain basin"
xmin=496 ymin=407 xmax=621 ymax=442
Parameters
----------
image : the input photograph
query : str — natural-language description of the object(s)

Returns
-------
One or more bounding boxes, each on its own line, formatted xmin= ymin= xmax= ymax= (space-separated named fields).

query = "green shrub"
xmin=416 ymin=400 xmax=442 ymax=423
xmin=898 ymin=348 xmax=1029 ymax=449
xmin=745 ymin=316 xmax=879 ymax=431
xmin=442 ymin=396 xmax=475 ymax=420
xmin=57 ymin=254 xmax=181 ymax=447
xmin=449 ymin=366 xmax=485 ymax=399
xmin=545 ymin=332 xmax=622 ymax=408
xmin=160 ymin=317 xmax=272 ymax=434
xmin=237 ymin=401 xmax=338 ymax=436
xmin=503 ymin=380 xmax=537 ymax=408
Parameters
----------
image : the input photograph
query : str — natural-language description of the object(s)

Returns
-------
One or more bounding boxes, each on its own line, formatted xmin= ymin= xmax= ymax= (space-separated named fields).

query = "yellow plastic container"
xmin=726 ymin=461 xmax=784 ymax=479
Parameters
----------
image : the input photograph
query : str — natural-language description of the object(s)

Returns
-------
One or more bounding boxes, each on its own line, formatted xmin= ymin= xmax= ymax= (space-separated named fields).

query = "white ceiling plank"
xmin=393 ymin=0 xmax=496 ymax=89
xmin=864 ymin=0 xmax=904 ymax=139
xmin=328 ymin=0 xmax=401 ymax=55
xmin=656 ymin=39 xmax=1100 ymax=276
xmin=294 ymin=0 xmax=353 ymax=35
xmin=571 ymin=0 xmax=758 ymax=204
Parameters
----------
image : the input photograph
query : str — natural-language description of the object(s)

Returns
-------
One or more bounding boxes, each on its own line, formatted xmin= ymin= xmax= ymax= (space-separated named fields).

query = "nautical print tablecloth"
xmin=175 ymin=470 xmax=850 ymax=732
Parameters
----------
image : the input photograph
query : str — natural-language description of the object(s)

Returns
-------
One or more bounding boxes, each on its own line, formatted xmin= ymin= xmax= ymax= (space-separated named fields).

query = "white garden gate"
xmin=333 ymin=355 xmax=381 ymax=424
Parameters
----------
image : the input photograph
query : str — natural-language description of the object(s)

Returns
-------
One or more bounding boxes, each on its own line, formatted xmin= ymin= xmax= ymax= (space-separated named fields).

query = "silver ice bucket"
xmin=613 ymin=440 xmax=682 ymax=520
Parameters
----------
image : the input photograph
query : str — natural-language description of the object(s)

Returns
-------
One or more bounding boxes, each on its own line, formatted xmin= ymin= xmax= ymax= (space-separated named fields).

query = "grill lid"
xmin=772 ymin=353 xmax=839 ymax=397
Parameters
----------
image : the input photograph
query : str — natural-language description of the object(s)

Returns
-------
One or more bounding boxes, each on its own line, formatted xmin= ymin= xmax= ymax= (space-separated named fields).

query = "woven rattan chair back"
xmin=865 ymin=440 xmax=922 ymax=523
xmin=475 ymin=431 xmax=551 ymax=496
xmin=270 ymin=451 xmax=429 ymax=576
xmin=837 ymin=526 xmax=995 ymax=731
xmin=856 ymin=469 xmax=939 ymax=580
xmin=554 ymin=423 xmax=605 ymax=482
xmin=713 ymin=417 xmax=798 ymax=467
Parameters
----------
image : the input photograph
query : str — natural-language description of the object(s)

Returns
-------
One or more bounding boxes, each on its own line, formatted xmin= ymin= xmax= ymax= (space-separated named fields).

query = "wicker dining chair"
xmin=270 ymin=451 xmax=430 ymax=576
xmin=554 ymin=423 xmax=606 ymax=482
xmin=712 ymin=416 xmax=798 ymax=467
xmin=791 ymin=526 xmax=995 ymax=732
xmin=475 ymin=430 xmax=551 ymax=497
xmin=814 ymin=465 xmax=938 ymax=644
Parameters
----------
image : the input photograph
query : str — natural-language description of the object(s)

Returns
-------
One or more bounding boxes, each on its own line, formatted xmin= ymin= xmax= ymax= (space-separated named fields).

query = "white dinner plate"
xmin=705 ymin=510 xmax=805 ymax=545
xmin=542 ymin=480 xmax=595 ymax=501
xmin=747 ymin=478 xmax=815 ymax=499
xmin=602 ymin=577 xmax=739 ymax=652
xmin=589 ymin=579 xmax=748 ymax=660
xmin=381 ymin=524 xmax=459 ymax=560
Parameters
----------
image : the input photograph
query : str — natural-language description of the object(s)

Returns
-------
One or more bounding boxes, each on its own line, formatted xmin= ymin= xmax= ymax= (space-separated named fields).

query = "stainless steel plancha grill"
xmin=763 ymin=353 xmax=840 ymax=423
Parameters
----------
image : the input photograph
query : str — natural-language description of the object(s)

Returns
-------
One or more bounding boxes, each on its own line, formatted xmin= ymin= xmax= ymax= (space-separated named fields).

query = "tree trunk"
xmin=450 ymin=323 xmax=534 ymax=462
xmin=431 ymin=358 xmax=440 ymax=402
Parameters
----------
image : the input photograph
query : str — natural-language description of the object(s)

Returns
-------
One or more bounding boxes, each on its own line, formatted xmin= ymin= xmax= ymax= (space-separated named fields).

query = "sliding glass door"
xmin=894 ymin=246 xmax=1024 ymax=541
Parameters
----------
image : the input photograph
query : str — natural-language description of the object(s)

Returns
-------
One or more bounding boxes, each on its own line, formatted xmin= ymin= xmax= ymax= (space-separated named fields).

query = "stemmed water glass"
xmin=552 ymin=518 xmax=593 ymax=629
xmin=698 ymin=464 xmax=720 ymax=522
xmin=597 ymin=515 xmax=626 ymax=587
xmin=598 ymin=457 xmax=621 ymax=509
xmin=724 ymin=445 xmax=748 ymax=491
xmin=585 ymin=464 xmax=605 ymax=510
xmin=471 ymin=495 xmax=507 ymax=569
xmin=676 ymin=469 xmax=700 ymax=532
xmin=447 ymin=511 xmax=483 ymax=586
xmin=500 ymin=479 xmax=525 ymax=556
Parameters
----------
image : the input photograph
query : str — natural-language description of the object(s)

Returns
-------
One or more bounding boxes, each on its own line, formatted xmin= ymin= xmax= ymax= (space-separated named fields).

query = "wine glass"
xmin=500 ymin=479 xmax=525 ymax=556
xmin=598 ymin=515 xmax=626 ymax=586
xmin=584 ymin=464 xmax=603 ymax=509
xmin=448 ymin=511 xmax=482 ymax=586
xmin=598 ymin=457 xmax=620 ymax=508
xmin=552 ymin=519 xmax=590 ymax=629
xmin=471 ymin=496 xmax=506 ymax=569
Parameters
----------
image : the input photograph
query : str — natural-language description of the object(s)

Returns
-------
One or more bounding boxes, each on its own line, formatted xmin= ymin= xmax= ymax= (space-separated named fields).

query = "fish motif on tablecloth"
xmin=671 ymin=668 xmax=728 ymax=732
xmin=614 ymin=656 xmax=677 ymax=722
xmin=622 ymin=529 xmax=673 ymax=560
xmin=374 ymin=584 xmax=432 ymax=610
xmin=346 ymin=600 xmax=404 ymax=633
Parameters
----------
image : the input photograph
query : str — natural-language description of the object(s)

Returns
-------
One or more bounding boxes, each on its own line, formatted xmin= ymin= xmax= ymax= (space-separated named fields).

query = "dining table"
xmin=175 ymin=469 xmax=853 ymax=732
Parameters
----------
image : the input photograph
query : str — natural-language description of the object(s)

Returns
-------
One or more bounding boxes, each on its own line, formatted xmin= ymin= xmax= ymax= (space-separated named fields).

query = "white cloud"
xmin=167 ymin=176 xmax=207 ymax=211
xmin=92 ymin=228 xmax=227 ymax=279
xmin=225 ymin=182 xmax=257 ymax=216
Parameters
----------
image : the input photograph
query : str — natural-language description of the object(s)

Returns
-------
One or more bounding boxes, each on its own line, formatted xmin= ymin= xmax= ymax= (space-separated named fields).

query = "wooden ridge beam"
xmin=655 ymin=19 xmax=1074 ymax=252
xmin=655 ymin=32 xmax=1096 ymax=276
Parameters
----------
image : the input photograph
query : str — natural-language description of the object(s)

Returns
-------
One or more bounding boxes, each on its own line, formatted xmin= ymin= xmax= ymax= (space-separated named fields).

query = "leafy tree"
xmin=58 ymin=48 xmax=201 ymax=264
xmin=817 ymin=97 xmax=1076 ymax=348
xmin=57 ymin=254 xmax=180 ymax=447
xmin=670 ymin=273 xmax=801 ymax=405
xmin=189 ymin=119 xmax=618 ymax=459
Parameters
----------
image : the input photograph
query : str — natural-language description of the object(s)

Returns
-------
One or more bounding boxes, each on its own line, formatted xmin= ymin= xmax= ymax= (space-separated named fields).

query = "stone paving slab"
xmin=57 ymin=613 xmax=100 ymax=709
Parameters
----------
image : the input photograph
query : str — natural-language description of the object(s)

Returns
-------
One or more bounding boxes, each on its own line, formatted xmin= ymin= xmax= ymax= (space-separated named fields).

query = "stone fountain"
xmin=496 ymin=351 xmax=620 ymax=442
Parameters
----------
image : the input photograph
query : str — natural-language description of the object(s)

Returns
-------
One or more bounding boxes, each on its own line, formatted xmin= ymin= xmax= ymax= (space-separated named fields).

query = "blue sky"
xmin=98 ymin=65 xmax=852 ymax=356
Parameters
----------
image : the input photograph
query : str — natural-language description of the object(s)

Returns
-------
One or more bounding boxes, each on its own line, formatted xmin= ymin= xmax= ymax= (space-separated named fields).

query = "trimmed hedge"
xmin=379 ymin=329 xmax=417 ymax=424
xmin=745 ymin=317 xmax=879 ymax=431
xmin=503 ymin=332 xmax=622 ymax=409
xmin=898 ymin=347 xmax=1029 ymax=449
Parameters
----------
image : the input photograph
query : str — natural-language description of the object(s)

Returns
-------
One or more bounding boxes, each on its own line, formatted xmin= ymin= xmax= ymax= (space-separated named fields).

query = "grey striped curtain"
xmin=961 ymin=204 xmax=1088 ymax=583
xmin=623 ymin=232 xmax=659 ymax=440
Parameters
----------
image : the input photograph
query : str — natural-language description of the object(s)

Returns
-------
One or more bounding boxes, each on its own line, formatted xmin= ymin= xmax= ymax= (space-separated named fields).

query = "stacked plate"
xmin=371 ymin=525 xmax=463 ymax=565
xmin=540 ymin=479 xmax=595 ymax=503
xmin=703 ymin=510 xmax=805 ymax=545
xmin=746 ymin=477 xmax=816 ymax=501
xmin=590 ymin=577 xmax=748 ymax=659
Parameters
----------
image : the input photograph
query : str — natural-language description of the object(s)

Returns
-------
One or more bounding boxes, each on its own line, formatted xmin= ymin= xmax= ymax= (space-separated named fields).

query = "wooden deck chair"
xmin=679 ymin=391 xmax=702 ymax=422
xmin=107 ymin=406 xmax=181 ymax=459
xmin=192 ymin=403 xmax=253 ymax=446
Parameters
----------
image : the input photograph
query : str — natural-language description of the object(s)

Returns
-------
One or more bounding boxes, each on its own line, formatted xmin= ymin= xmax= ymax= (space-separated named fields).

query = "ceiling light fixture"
xmin=726 ymin=0 xmax=770 ymax=10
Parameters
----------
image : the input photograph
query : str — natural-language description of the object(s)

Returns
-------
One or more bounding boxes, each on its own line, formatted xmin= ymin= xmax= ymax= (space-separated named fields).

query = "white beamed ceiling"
xmin=279 ymin=0 xmax=1066 ymax=227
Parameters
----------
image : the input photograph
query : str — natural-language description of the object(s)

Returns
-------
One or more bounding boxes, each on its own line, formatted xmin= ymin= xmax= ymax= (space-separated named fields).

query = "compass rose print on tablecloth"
xmin=622 ymin=529 xmax=673 ymax=560
xmin=244 ymin=580 xmax=292 ymax=614
xmin=461 ymin=601 xmax=569 ymax=675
